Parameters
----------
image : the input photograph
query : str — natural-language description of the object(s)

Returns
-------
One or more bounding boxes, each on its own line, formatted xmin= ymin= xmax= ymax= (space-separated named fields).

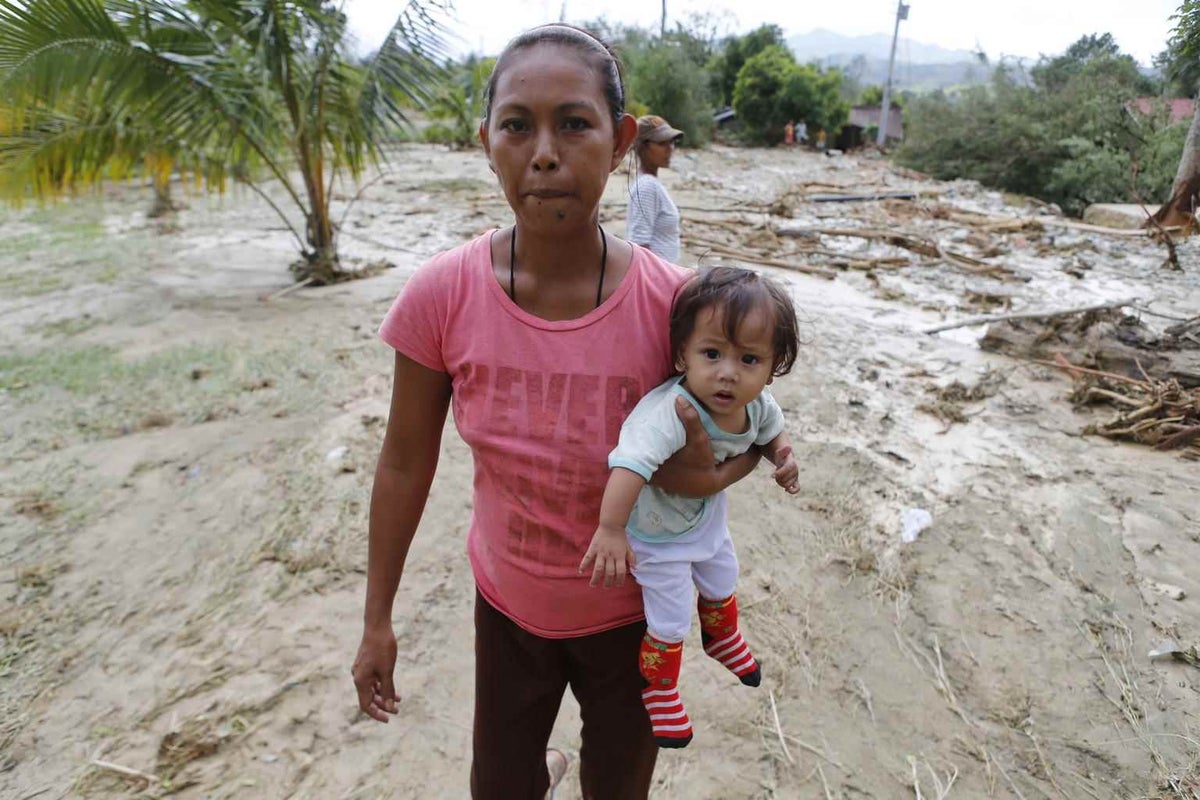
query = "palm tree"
xmin=0 ymin=0 xmax=450 ymax=283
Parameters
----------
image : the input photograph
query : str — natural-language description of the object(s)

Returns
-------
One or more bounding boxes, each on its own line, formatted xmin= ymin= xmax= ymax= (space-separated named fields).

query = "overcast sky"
xmin=344 ymin=0 xmax=1181 ymax=66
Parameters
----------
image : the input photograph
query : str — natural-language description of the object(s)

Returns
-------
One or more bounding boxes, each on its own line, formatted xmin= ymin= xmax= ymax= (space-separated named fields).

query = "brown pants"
xmin=471 ymin=590 xmax=658 ymax=800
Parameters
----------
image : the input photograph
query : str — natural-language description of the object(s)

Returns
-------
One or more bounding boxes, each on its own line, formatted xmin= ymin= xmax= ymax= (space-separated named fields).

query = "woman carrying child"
xmin=351 ymin=24 xmax=763 ymax=800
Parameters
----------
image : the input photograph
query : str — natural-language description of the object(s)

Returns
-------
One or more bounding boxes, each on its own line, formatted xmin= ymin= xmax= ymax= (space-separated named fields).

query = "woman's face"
xmin=641 ymin=138 xmax=676 ymax=170
xmin=480 ymin=44 xmax=635 ymax=233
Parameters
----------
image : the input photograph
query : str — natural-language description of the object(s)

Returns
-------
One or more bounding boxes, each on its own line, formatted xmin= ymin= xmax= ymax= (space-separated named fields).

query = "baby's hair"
xmin=482 ymin=24 xmax=626 ymax=127
xmin=669 ymin=267 xmax=800 ymax=378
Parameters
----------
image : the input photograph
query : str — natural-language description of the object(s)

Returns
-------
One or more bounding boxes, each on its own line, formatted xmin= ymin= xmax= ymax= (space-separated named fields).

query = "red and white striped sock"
xmin=698 ymin=594 xmax=761 ymax=687
xmin=638 ymin=634 xmax=693 ymax=748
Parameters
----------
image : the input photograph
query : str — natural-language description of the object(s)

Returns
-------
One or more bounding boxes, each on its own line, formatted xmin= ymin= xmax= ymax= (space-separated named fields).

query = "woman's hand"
xmin=651 ymin=397 xmax=761 ymax=497
xmin=351 ymin=624 xmax=400 ymax=723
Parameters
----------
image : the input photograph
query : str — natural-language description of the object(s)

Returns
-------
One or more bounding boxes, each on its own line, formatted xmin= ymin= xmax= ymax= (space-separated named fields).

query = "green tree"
xmin=732 ymin=45 xmax=846 ymax=145
xmin=710 ymin=23 xmax=784 ymax=107
xmin=628 ymin=43 xmax=714 ymax=145
xmin=900 ymin=48 xmax=1184 ymax=217
xmin=857 ymin=85 xmax=902 ymax=109
xmin=592 ymin=18 xmax=717 ymax=145
xmin=667 ymin=10 xmax=732 ymax=69
xmin=0 ymin=0 xmax=449 ymax=283
xmin=1033 ymin=34 xmax=1118 ymax=89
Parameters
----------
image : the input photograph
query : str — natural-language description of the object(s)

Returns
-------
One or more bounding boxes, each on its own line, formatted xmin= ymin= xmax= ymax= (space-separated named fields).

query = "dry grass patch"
xmin=12 ymin=491 xmax=61 ymax=520
xmin=811 ymin=491 xmax=912 ymax=602
xmin=1080 ymin=613 xmax=1200 ymax=799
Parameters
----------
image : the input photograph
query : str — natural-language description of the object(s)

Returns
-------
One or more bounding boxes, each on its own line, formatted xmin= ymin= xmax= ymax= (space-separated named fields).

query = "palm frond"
xmin=359 ymin=0 xmax=453 ymax=130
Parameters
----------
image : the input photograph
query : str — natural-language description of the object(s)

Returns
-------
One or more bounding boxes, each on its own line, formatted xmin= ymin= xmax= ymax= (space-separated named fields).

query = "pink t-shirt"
xmin=379 ymin=233 xmax=690 ymax=637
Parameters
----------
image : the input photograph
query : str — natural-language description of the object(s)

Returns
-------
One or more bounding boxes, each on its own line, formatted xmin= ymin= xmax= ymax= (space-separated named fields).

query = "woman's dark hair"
xmin=669 ymin=267 xmax=800 ymax=378
xmin=482 ymin=24 xmax=626 ymax=127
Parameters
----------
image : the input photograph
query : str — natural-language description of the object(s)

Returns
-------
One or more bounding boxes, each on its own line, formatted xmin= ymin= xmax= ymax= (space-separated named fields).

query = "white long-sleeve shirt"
xmin=626 ymin=174 xmax=681 ymax=262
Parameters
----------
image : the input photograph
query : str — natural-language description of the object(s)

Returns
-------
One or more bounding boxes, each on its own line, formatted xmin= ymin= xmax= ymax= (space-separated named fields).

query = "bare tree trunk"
xmin=148 ymin=175 xmax=180 ymax=218
xmin=291 ymin=139 xmax=342 ymax=285
xmin=1151 ymin=99 xmax=1200 ymax=230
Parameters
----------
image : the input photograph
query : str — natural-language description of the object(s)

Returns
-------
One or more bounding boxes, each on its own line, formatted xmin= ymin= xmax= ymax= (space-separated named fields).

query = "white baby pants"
xmin=629 ymin=492 xmax=738 ymax=642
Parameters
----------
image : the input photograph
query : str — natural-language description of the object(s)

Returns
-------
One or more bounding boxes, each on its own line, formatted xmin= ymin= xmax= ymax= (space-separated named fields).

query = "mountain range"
xmin=786 ymin=29 xmax=996 ymax=92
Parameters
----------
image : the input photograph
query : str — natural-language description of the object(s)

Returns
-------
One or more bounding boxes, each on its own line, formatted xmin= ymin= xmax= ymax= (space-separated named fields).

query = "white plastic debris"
xmin=324 ymin=446 xmax=349 ymax=463
xmin=1149 ymin=640 xmax=1182 ymax=660
xmin=900 ymin=508 xmax=933 ymax=543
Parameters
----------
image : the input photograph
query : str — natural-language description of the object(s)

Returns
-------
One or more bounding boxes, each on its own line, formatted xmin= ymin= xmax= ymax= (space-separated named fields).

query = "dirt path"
xmin=2 ymin=144 xmax=1199 ymax=799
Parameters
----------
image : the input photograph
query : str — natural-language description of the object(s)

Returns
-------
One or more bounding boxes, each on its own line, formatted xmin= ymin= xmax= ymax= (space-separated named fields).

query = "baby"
xmin=580 ymin=266 xmax=801 ymax=747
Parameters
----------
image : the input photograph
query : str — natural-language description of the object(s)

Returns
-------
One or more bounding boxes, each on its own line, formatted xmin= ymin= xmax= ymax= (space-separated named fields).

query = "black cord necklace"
xmin=509 ymin=225 xmax=608 ymax=310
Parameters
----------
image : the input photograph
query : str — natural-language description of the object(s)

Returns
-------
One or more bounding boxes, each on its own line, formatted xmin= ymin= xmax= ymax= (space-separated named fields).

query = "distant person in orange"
xmin=783 ymin=120 xmax=795 ymax=146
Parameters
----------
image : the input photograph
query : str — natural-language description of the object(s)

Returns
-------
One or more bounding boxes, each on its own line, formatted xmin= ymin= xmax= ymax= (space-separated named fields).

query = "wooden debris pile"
xmin=1046 ymin=355 xmax=1200 ymax=459
xmin=679 ymin=184 xmax=1048 ymax=283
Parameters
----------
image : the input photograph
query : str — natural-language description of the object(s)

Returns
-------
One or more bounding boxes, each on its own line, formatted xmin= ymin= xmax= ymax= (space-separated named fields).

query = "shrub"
xmin=732 ymin=46 xmax=847 ymax=145
xmin=628 ymin=44 xmax=714 ymax=145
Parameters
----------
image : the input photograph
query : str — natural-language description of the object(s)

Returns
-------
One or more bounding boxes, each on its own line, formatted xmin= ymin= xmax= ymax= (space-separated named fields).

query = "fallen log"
xmin=780 ymin=226 xmax=1020 ymax=278
xmin=1044 ymin=218 xmax=1190 ymax=237
xmin=923 ymin=297 xmax=1138 ymax=334
xmin=683 ymin=237 xmax=837 ymax=279
xmin=802 ymin=227 xmax=940 ymax=258
xmin=1034 ymin=356 xmax=1150 ymax=388
xmin=809 ymin=191 xmax=917 ymax=203
xmin=1155 ymin=425 xmax=1200 ymax=450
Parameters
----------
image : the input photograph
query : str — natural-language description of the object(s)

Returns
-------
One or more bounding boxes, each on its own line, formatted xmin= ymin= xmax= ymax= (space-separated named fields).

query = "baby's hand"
xmin=579 ymin=525 xmax=637 ymax=588
xmin=772 ymin=445 xmax=800 ymax=495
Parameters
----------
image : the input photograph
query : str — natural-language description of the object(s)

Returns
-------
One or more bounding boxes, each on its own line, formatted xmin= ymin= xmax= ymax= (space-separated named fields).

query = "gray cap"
xmin=636 ymin=115 xmax=683 ymax=144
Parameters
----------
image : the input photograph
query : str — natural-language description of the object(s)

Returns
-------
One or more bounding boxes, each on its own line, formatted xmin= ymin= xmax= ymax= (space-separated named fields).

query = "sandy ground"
xmin=2 ymin=143 xmax=1199 ymax=800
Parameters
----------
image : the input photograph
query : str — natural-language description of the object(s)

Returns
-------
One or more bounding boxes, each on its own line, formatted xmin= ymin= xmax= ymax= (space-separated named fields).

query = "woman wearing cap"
xmin=627 ymin=114 xmax=683 ymax=262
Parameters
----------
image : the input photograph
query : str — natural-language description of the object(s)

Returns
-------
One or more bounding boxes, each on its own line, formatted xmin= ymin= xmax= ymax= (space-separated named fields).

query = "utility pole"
xmin=877 ymin=0 xmax=909 ymax=147
xmin=660 ymin=0 xmax=666 ymax=39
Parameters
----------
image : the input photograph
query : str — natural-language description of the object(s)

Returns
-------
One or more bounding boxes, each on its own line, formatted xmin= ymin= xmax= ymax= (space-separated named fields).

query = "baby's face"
xmin=676 ymin=305 xmax=774 ymax=418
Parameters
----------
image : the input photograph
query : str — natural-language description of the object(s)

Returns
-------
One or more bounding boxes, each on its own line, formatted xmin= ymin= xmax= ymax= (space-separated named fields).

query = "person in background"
xmin=627 ymin=114 xmax=683 ymax=262
xmin=784 ymin=120 xmax=795 ymax=146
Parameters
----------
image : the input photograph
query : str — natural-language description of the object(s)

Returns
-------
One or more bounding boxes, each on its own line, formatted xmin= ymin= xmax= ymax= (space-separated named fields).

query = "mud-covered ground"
xmin=2 ymin=144 xmax=1199 ymax=799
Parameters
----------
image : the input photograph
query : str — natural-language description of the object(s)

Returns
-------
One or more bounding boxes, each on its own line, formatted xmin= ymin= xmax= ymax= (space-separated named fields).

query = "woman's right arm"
xmin=352 ymin=352 xmax=452 ymax=723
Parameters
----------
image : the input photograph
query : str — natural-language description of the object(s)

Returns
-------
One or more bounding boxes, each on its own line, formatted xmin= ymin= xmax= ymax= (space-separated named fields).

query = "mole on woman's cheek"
xmin=556 ymin=211 xmax=566 ymax=220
